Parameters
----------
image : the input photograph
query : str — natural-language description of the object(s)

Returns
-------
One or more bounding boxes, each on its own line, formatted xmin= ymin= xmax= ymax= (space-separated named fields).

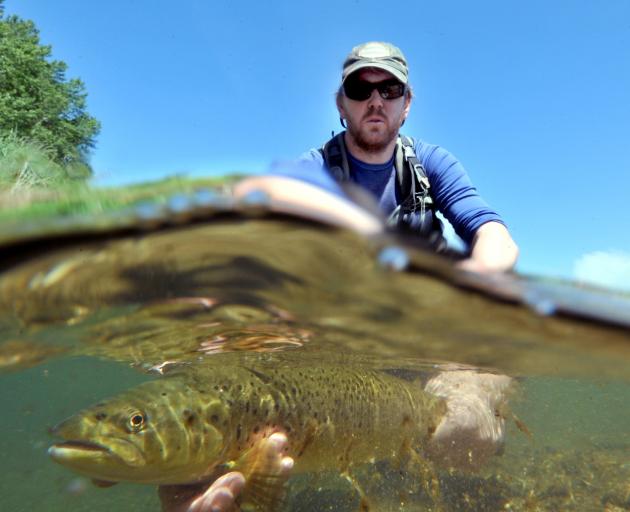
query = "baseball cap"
xmin=342 ymin=42 xmax=409 ymax=84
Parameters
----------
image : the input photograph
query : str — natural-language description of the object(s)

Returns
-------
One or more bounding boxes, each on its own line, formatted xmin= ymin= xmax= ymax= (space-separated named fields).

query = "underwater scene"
xmin=1 ymin=200 xmax=629 ymax=512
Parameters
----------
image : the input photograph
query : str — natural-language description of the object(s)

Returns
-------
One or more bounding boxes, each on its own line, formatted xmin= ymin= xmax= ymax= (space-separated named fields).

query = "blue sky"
xmin=5 ymin=0 xmax=630 ymax=289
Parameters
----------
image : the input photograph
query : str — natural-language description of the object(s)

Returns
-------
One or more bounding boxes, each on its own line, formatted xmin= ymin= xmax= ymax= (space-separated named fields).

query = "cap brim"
xmin=342 ymin=61 xmax=408 ymax=84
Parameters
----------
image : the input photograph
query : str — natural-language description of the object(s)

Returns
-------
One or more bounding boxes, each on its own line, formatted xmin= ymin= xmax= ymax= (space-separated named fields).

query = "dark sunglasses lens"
xmin=379 ymin=82 xmax=405 ymax=99
xmin=343 ymin=80 xmax=373 ymax=101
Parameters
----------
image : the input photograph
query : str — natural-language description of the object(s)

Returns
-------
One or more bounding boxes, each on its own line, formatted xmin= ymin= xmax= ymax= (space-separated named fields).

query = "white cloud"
xmin=573 ymin=251 xmax=630 ymax=292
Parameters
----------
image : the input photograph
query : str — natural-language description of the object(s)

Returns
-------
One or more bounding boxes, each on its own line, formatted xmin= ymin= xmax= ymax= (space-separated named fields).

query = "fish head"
xmin=48 ymin=380 xmax=226 ymax=484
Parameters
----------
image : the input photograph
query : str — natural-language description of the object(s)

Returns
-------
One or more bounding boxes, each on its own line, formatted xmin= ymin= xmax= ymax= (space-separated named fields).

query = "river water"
xmin=1 ymin=214 xmax=629 ymax=511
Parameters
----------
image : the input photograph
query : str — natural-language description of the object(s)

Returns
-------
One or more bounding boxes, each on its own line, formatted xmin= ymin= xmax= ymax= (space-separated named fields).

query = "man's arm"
xmin=233 ymin=175 xmax=384 ymax=236
xmin=458 ymin=221 xmax=519 ymax=273
xmin=417 ymin=143 xmax=517 ymax=267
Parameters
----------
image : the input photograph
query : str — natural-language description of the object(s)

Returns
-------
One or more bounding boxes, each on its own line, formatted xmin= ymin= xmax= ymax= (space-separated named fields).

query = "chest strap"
xmin=320 ymin=132 xmax=439 ymax=235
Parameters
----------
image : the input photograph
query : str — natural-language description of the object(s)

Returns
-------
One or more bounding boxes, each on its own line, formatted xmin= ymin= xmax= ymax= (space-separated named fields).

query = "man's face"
xmin=337 ymin=68 xmax=411 ymax=154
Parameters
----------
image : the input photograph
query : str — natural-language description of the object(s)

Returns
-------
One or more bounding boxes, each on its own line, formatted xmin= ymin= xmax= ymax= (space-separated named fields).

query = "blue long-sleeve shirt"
xmin=270 ymin=136 xmax=504 ymax=246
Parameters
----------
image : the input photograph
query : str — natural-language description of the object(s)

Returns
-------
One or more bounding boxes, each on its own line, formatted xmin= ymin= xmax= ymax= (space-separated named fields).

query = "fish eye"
xmin=127 ymin=411 xmax=146 ymax=432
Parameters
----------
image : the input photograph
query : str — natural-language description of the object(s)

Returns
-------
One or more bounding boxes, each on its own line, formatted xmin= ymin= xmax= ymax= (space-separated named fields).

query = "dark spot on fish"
xmin=210 ymin=414 xmax=219 ymax=423
xmin=245 ymin=402 xmax=250 ymax=413
xmin=236 ymin=424 xmax=242 ymax=440
xmin=274 ymin=403 xmax=279 ymax=412
xmin=285 ymin=425 xmax=292 ymax=433
xmin=253 ymin=425 xmax=260 ymax=434
xmin=94 ymin=412 xmax=107 ymax=421
xmin=183 ymin=409 xmax=197 ymax=426
xmin=161 ymin=392 xmax=167 ymax=397
xmin=245 ymin=367 xmax=273 ymax=384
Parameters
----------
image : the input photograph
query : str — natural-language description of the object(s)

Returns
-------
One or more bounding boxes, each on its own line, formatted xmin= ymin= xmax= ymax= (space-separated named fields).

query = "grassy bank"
xmin=0 ymin=133 xmax=242 ymax=222
xmin=0 ymin=174 xmax=242 ymax=223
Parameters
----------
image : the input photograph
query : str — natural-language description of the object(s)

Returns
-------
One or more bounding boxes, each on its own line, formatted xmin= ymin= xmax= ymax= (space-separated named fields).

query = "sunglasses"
xmin=343 ymin=77 xmax=406 ymax=101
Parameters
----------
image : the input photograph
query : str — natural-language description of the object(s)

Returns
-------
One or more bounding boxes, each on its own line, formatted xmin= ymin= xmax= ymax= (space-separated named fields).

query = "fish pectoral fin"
xmin=235 ymin=435 xmax=293 ymax=511
xmin=512 ymin=412 xmax=533 ymax=439
xmin=241 ymin=470 xmax=288 ymax=512
xmin=91 ymin=479 xmax=118 ymax=488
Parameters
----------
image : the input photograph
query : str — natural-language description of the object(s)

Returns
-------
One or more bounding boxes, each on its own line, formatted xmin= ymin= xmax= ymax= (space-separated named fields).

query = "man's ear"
xmin=402 ymin=94 xmax=412 ymax=119
xmin=336 ymin=94 xmax=347 ymax=119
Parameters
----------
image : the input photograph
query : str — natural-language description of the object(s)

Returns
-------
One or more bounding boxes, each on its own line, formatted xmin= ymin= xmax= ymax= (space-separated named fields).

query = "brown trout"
xmin=49 ymin=357 xmax=446 ymax=506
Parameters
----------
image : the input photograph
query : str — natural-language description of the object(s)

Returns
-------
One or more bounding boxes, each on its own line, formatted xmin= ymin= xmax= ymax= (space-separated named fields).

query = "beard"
xmin=346 ymin=108 xmax=400 ymax=154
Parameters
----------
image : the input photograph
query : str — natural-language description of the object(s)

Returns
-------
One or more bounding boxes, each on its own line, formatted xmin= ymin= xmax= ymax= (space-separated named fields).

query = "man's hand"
xmin=185 ymin=472 xmax=246 ymax=512
xmin=160 ymin=433 xmax=293 ymax=512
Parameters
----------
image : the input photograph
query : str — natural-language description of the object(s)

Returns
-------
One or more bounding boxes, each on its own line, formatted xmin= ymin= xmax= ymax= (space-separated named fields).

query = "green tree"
xmin=0 ymin=1 xmax=100 ymax=174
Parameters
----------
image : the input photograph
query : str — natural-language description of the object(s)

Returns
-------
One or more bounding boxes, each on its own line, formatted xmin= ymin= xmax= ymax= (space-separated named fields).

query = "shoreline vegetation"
xmin=0 ymin=132 xmax=241 ymax=223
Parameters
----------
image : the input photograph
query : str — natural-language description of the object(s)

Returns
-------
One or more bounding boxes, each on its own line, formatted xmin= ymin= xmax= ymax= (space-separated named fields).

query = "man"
xmin=163 ymin=42 xmax=517 ymax=511
xmin=236 ymin=41 xmax=519 ymax=273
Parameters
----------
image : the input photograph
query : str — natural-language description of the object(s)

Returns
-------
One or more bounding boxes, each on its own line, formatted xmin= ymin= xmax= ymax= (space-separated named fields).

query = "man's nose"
xmin=366 ymin=87 xmax=384 ymax=108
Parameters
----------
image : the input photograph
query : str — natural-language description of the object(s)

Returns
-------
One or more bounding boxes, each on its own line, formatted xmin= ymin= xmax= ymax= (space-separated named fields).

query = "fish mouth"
xmin=49 ymin=440 xmax=114 ymax=460
xmin=49 ymin=437 xmax=145 ymax=468
xmin=51 ymin=440 xmax=111 ymax=453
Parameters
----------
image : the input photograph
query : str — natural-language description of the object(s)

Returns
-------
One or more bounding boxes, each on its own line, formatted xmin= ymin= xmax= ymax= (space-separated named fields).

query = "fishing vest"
xmin=320 ymin=132 xmax=446 ymax=249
